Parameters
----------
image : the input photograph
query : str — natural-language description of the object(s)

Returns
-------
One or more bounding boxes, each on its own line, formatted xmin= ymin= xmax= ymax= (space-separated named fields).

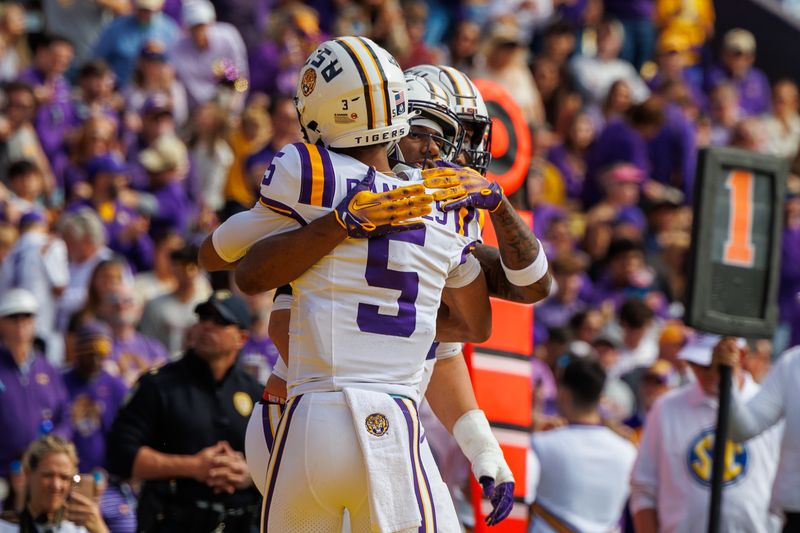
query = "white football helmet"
xmin=295 ymin=36 xmax=410 ymax=148
xmin=406 ymin=64 xmax=492 ymax=174
xmin=395 ymin=74 xmax=465 ymax=164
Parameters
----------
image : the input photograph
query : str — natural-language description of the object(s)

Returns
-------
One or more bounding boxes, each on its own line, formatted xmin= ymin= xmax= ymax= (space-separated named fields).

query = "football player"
xmin=200 ymin=54 xmax=549 ymax=531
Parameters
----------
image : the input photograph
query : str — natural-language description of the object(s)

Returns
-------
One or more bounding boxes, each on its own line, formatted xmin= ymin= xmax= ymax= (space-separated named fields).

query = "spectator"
xmin=0 ymin=289 xmax=71 ymax=489
xmin=540 ymin=20 xmax=577 ymax=69
xmin=706 ymin=28 xmax=771 ymax=117
xmin=123 ymin=41 xmax=189 ymax=128
xmin=612 ymin=298 xmax=661 ymax=376
xmin=63 ymin=115 xmax=120 ymax=202
xmin=779 ymin=190 xmax=800 ymax=351
xmin=397 ymin=1 xmax=439 ymax=69
xmin=590 ymin=163 xmax=647 ymax=234
xmin=547 ymin=111 xmax=595 ymax=200
xmin=188 ymin=102 xmax=233 ymax=214
xmin=0 ymin=4 xmax=30 ymax=82
xmin=43 ymin=0 xmax=131 ymax=68
xmin=570 ymin=18 xmax=651 ymax=107
xmin=592 ymin=331 xmax=636 ymax=422
xmin=654 ymin=0 xmax=714 ymax=64
xmin=714 ymin=338 xmax=800 ymax=530
xmin=623 ymin=358 xmax=675 ymax=444
xmin=63 ymin=321 xmax=128 ymax=472
xmin=631 ymin=334 xmax=782 ymax=533
xmin=475 ymin=22 xmax=544 ymax=126
xmin=656 ymin=319 xmax=692 ymax=384
xmin=124 ymin=93 xmax=176 ymax=189
xmin=91 ymin=0 xmax=179 ymax=86
xmin=248 ymin=4 xmax=323 ymax=98
xmin=0 ymin=210 xmax=68 ymax=363
xmin=527 ymin=357 xmax=637 ymax=532
xmin=18 ymin=34 xmax=76 ymax=179
xmin=243 ymin=96 xmax=302 ymax=194
xmin=223 ymin=104 xmax=270 ymax=209
xmin=584 ymin=96 xmax=665 ymax=206
xmin=138 ymin=244 xmax=210 ymax=356
xmin=601 ymin=79 xmax=635 ymax=124
xmin=107 ymin=291 xmax=262 ymax=531
xmin=603 ymin=0 xmax=655 ymax=70
xmin=0 ymin=82 xmax=55 ymax=191
xmin=238 ymin=292 xmax=280 ymax=384
xmin=4 ymin=159 xmax=45 ymax=218
xmin=72 ymin=60 xmax=120 ymax=126
xmin=138 ymin=134 xmax=192 ymax=237
xmin=132 ymin=229 xmax=192 ymax=301
xmin=569 ymin=309 xmax=605 ymax=345
xmin=440 ymin=20 xmax=480 ymax=75
xmin=534 ymin=254 xmax=591 ymax=344
xmin=333 ymin=0 xmax=409 ymax=59
xmin=647 ymin=31 xmax=705 ymax=108
xmin=592 ymin=239 xmax=664 ymax=312
xmin=762 ymin=79 xmax=800 ymax=160
xmin=0 ymin=436 xmax=109 ymax=533
xmin=98 ymin=284 xmax=168 ymax=387
xmin=708 ymin=82 xmax=742 ymax=146
xmin=66 ymin=257 xmax=129 ymax=361
xmin=58 ymin=209 xmax=115 ymax=330
xmin=170 ymin=0 xmax=248 ymax=111
xmin=67 ymin=154 xmax=154 ymax=273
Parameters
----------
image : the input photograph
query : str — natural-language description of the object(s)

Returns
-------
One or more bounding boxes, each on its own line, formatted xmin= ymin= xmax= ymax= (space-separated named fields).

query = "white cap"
xmin=409 ymin=117 xmax=444 ymax=136
xmin=0 ymin=288 xmax=38 ymax=317
xmin=678 ymin=333 xmax=745 ymax=366
xmin=183 ymin=0 xmax=215 ymax=27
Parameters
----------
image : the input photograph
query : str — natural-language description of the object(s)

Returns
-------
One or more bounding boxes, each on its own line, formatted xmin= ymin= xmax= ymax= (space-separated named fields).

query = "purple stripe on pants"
xmin=261 ymin=395 xmax=302 ymax=532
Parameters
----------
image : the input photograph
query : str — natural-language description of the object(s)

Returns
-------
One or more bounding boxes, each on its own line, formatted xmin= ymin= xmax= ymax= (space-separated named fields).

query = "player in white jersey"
xmin=631 ymin=334 xmax=782 ymax=533
xmin=526 ymin=357 xmax=637 ymax=533
xmin=202 ymin=58 xmax=551 ymax=530
xmin=208 ymin=37 xmax=524 ymax=532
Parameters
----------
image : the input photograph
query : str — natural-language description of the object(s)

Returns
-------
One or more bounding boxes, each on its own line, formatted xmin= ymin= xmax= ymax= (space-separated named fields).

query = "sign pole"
xmin=707 ymin=363 xmax=732 ymax=533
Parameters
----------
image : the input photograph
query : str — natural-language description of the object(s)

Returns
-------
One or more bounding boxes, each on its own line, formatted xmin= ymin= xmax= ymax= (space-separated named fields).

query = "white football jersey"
xmin=213 ymin=143 xmax=482 ymax=401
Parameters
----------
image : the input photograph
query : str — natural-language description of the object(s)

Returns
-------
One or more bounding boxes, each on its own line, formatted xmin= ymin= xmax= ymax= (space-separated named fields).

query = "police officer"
xmin=106 ymin=290 xmax=262 ymax=532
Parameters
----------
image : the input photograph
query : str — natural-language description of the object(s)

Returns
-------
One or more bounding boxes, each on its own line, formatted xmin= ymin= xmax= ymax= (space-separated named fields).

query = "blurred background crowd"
xmin=1 ymin=0 xmax=799 ymax=530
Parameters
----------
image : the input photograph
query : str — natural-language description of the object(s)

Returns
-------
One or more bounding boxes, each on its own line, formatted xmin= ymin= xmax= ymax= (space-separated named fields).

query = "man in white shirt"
xmin=0 ymin=211 xmax=68 ymax=364
xmin=527 ymin=356 xmax=637 ymax=532
xmin=631 ymin=334 xmax=782 ymax=533
xmin=714 ymin=338 xmax=800 ymax=531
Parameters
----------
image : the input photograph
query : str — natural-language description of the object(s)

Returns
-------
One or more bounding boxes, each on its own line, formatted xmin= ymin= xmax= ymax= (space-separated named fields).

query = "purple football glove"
xmin=333 ymin=167 xmax=433 ymax=238
xmin=480 ymin=476 xmax=515 ymax=526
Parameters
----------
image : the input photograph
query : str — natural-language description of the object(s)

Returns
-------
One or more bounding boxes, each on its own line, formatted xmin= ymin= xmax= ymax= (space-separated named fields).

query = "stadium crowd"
xmin=0 ymin=0 xmax=799 ymax=530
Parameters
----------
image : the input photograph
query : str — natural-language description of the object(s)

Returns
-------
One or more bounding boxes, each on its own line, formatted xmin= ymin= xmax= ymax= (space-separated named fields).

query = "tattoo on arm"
xmin=489 ymin=198 xmax=539 ymax=269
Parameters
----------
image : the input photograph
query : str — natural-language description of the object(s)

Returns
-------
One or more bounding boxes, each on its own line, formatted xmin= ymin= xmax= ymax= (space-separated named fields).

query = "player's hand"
xmin=334 ymin=167 xmax=433 ymax=238
xmin=473 ymin=452 xmax=515 ymax=526
xmin=712 ymin=337 xmax=742 ymax=369
xmin=422 ymin=167 xmax=504 ymax=212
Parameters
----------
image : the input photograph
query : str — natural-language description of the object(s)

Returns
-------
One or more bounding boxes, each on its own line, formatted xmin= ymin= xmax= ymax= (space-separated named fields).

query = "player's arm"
xmin=235 ymin=168 xmax=432 ymax=294
xmin=199 ymin=236 xmax=240 ymax=271
xmin=426 ymin=348 xmax=514 ymax=526
xmin=424 ymin=167 xmax=552 ymax=304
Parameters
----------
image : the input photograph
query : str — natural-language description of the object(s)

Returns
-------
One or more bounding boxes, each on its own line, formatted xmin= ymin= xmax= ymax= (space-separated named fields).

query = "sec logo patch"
xmin=686 ymin=427 xmax=748 ymax=487
xmin=365 ymin=413 xmax=389 ymax=437
xmin=301 ymin=68 xmax=317 ymax=97
xmin=233 ymin=392 xmax=254 ymax=417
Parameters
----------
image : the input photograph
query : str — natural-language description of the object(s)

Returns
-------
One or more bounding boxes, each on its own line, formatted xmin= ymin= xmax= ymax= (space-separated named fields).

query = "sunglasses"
xmin=197 ymin=309 xmax=236 ymax=327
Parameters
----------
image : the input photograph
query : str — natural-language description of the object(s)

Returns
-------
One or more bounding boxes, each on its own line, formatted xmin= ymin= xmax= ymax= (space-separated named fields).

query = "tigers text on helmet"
xmin=392 ymin=73 xmax=465 ymax=166
xmin=405 ymin=64 xmax=492 ymax=174
xmin=294 ymin=36 xmax=410 ymax=149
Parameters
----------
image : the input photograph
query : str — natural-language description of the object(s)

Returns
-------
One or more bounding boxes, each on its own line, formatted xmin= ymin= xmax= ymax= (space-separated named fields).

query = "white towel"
xmin=343 ymin=387 xmax=421 ymax=533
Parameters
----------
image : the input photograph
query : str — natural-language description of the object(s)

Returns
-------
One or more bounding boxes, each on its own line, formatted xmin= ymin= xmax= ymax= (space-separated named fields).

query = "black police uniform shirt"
xmin=106 ymin=351 xmax=263 ymax=507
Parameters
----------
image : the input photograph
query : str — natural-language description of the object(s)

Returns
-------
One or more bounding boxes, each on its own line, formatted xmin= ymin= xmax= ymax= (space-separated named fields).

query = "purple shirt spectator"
xmin=63 ymin=368 xmax=128 ymax=471
xmin=647 ymin=103 xmax=697 ymax=201
xmin=780 ymin=223 xmax=800 ymax=322
xmin=546 ymin=144 xmax=584 ymax=200
xmin=706 ymin=64 xmax=772 ymax=117
xmin=0 ymin=348 xmax=71 ymax=477
xmin=150 ymin=181 xmax=192 ymax=238
xmin=248 ymin=42 xmax=301 ymax=97
xmin=109 ymin=332 xmax=169 ymax=387
xmin=17 ymin=67 xmax=76 ymax=181
xmin=584 ymin=118 xmax=650 ymax=207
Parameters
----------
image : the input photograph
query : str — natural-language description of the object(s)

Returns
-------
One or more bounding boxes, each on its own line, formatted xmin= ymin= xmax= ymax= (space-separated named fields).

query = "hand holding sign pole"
xmin=685 ymin=147 xmax=786 ymax=533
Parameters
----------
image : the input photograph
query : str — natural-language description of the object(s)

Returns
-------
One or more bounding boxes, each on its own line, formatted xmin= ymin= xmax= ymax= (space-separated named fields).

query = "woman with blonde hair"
xmin=0 ymin=436 xmax=108 ymax=533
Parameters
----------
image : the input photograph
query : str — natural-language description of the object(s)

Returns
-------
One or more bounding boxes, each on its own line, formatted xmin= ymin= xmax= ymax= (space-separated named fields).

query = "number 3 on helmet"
xmin=294 ymin=36 xmax=410 ymax=149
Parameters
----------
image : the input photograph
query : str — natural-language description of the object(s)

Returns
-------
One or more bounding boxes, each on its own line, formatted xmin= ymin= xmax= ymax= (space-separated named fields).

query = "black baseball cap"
xmin=195 ymin=290 xmax=252 ymax=329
